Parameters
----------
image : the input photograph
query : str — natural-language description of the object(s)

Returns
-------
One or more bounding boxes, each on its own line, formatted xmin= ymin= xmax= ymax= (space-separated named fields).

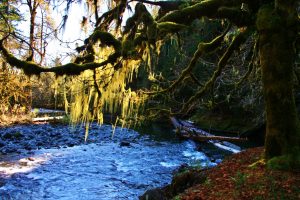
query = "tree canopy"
xmin=0 ymin=0 xmax=300 ymax=170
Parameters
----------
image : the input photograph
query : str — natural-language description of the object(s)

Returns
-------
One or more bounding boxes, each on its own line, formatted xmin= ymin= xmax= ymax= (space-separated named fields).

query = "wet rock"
xmin=139 ymin=188 xmax=167 ymax=200
xmin=169 ymin=168 xmax=207 ymax=195
xmin=0 ymin=179 xmax=6 ymax=187
xmin=120 ymin=141 xmax=131 ymax=147
xmin=0 ymin=140 xmax=5 ymax=147
xmin=2 ymin=131 xmax=23 ymax=140
xmin=36 ymin=141 xmax=44 ymax=146
xmin=174 ymin=163 xmax=189 ymax=174
xmin=28 ymin=157 xmax=35 ymax=161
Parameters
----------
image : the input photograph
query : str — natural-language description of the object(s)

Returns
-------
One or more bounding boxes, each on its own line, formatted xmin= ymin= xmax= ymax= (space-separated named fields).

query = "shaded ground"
xmin=178 ymin=147 xmax=300 ymax=200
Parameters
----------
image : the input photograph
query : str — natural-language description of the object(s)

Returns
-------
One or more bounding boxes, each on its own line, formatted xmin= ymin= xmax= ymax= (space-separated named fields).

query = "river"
xmin=0 ymin=123 xmax=220 ymax=199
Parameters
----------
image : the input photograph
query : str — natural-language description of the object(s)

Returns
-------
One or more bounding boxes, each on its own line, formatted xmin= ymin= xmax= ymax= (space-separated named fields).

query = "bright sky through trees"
xmin=16 ymin=1 xmax=89 ymax=64
xmin=16 ymin=0 xmax=137 ymax=65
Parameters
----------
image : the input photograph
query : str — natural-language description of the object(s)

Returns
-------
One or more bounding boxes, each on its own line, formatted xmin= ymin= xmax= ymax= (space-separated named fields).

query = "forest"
xmin=0 ymin=0 xmax=299 ymax=199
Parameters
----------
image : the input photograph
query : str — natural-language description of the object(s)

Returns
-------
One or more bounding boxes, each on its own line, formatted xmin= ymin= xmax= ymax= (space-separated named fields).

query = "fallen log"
xmin=170 ymin=117 xmax=244 ymax=153
xmin=171 ymin=117 xmax=247 ymax=142
xmin=179 ymin=132 xmax=248 ymax=143
xmin=32 ymin=116 xmax=64 ymax=122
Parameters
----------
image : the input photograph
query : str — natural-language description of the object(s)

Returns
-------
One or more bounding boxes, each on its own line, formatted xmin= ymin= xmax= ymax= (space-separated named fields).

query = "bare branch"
xmin=236 ymin=37 xmax=258 ymax=87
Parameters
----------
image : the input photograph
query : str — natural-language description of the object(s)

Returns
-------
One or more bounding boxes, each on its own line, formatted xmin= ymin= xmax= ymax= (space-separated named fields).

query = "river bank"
xmin=140 ymin=147 xmax=300 ymax=200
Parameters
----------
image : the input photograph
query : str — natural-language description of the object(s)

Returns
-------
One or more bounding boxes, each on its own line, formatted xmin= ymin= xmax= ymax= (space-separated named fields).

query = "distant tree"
xmin=0 ymin=0 xmax=299 ymax=169
xmin=0 ymin=0 xmax=31 ymax=116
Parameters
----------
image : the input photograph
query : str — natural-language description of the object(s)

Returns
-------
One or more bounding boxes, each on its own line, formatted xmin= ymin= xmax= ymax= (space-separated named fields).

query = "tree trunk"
xmin=257 ymin=2 xmax=300 ymax=169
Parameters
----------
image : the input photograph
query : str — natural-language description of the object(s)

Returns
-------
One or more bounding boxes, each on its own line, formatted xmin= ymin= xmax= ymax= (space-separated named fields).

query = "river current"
xmin=0 ymin=123 xmax=218 ymax=199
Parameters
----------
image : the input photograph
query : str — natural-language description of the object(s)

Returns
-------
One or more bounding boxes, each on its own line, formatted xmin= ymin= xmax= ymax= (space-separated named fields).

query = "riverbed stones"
xmin=0 ymin=123 xmax=139 ymax=155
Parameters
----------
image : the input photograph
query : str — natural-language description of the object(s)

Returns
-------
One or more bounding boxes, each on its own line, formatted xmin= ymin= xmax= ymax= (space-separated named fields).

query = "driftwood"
xmin=170 ymin=117 xmax=245 ymax=153
xmin=171 ymin=117 xmax=247 ymax=142
xmin=179 ymin=133 xmax=248 ymax=143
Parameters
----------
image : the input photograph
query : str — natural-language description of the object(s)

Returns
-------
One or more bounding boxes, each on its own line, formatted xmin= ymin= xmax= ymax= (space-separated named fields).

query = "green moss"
xmin=158 ymin=0 xmax=221 ymax=24
xmin=157 ymin=22 xmax=187 ymax=33
xmin=90 ymin=31 xmax=121 ymax=50
xmin=267 ymin=154 xmax=300 ymax=171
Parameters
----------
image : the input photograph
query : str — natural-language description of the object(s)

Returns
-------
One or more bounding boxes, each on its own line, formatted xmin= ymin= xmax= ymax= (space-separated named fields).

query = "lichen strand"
xmin=257 ymin=4 xmax=300 ymax=169
xmin=96 ymin=0 xmax=127 ymax=29
xmin=123 ymin=3 xmax=149 ymax=35
xmin=69 ymin=59 xmax=147 ymax=128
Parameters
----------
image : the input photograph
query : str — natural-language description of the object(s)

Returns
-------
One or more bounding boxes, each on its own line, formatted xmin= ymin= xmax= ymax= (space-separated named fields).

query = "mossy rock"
xmin=170 ymin=168 xmax=207 ymax=195
xmin=139 ymin=188 xmax=167 ymax=200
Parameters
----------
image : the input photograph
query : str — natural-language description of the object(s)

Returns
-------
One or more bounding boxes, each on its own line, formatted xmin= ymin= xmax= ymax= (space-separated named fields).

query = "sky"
xmin=16 ymin=1 xmax=91 ymax=65
xmin=15 ymin=0 xmax=149 ymax=65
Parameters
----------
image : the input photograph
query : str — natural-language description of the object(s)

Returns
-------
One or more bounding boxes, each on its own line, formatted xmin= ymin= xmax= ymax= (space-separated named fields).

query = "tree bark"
xmin=257 ymin=2 xmax=300 ymax=169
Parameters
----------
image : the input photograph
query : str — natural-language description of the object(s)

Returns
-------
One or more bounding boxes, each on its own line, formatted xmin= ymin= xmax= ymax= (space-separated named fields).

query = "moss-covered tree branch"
xmin=158 ymin=0 xmax=260 ymax=27
xmin=0 ymin=40 xmax=120 ymax=76
xmin=178 ymin=27 xmax=252 ymax=114
xmin=144 ymin=23 xmax=231 ymax=95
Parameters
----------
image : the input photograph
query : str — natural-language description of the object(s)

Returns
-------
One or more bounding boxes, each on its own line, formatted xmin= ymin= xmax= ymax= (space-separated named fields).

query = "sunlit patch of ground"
xmin=0 ymin=114 xmax=32 ymax=127
xmin=179 ymin=147 xmax=300 ymax=200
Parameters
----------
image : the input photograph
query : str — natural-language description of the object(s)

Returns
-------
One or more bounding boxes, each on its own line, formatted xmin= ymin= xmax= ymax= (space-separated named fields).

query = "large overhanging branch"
xmin=177 ymin=27 xmax=253 ymax=115
xmin=132 ymin=0 xmax=196 ymax=18
xmin=158 ymin=0 xmax=256 ymax=27
xmin=0 ymin=39 xmax=120 ymax=76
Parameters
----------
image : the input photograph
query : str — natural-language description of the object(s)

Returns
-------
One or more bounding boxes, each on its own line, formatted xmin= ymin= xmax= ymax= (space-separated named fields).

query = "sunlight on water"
xmin=0 ymin=154 xmax=52 ymax=177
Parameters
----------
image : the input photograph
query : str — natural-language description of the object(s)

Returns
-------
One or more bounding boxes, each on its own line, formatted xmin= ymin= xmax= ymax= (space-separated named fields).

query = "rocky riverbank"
xmin=0 ymin=124 xmax=137 ymax=155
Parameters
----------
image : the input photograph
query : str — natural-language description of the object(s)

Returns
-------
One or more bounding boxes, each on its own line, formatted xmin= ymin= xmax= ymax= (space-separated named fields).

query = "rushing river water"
xmin=0 ymin=123 xmax=218 ymax=200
